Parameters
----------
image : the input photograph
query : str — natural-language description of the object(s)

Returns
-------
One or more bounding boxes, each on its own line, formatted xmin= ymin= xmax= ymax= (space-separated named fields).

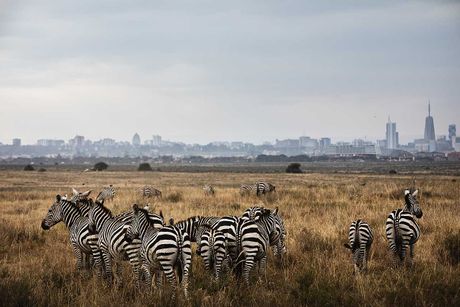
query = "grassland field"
xmin=0 ymin=169 xmax=459 ymax=306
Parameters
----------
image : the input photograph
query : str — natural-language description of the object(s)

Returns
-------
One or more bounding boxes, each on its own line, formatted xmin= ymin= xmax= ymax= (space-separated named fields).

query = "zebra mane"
xmin=60 ymin=198 xmax=83 ymax=215
xmin=174 ymin=216 xmax=201 ymax=225
xmin=135 ymin=205 xmax=164 ymax=226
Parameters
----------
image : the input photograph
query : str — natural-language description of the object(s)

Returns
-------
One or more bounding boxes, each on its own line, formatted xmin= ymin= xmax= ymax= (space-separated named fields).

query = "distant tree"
xmin=94 ymin=162 xmax=109 ymax=171
xmin=389 ymin=169 xmax=398 ymax=174
xmin=23 ymin=164 xmax=35 ymax=171
xmin=286 ymin=163 xmax=303 ymax=173
xmin=138 ymin=163 xmax=153 ymax=171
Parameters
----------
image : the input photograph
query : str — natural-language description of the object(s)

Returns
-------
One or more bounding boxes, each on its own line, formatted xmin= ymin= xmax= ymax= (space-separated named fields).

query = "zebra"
xmin=125 ymin=204 xmax=192 ymax=298
xmin=203 ymin=185 xmax=215 ymax=196
xmin=240 ymin=184 xmax=255 ymax=196
xmin=234 ymin=207 xmax=285 ymax=285
xmin=87 ymin=198 xmax=164 ymax=283
xmin=344 ymin=219 xmax=373 ymax=273
xmin=385 ymin=188 xmax=423 ymax=266
xmin=140 ymin=185 xmax=162 ymax=198
xmin=197 ymin=227 xmax=229 ymax=280
xmin=96 ymin=185 xmax=116 ymax=202
xmin=254 ymin=182 xmax=276 ymax=196
xmin=241 ymin=206 xmax=266 ymax=221
xmin=41 ymin=195 xmax=99 ymax=271
xmin=173 ymin=216 xmax=221 ymax=246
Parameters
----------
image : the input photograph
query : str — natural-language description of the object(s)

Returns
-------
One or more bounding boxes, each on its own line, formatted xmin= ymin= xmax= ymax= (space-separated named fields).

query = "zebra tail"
xmin=176 ymin=230 xmax=184 ymax=283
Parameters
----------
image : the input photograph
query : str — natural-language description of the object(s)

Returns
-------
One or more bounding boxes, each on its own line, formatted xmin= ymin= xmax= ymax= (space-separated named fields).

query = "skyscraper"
xmin=449 ymin=124 xmax=456 ymax=148
xmin=386 ymin=117 xmax=398 ymax=149
xmin=132 ymin=133 xmax=141 ymax=146
xmin=424 ymin=102 xmax=436 ymax=141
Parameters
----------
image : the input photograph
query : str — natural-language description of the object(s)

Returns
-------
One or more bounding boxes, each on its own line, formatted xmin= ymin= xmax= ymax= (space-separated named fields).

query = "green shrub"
xmin=286 ymin=163 xmax=303 ymax=173
xmin=138 ymin=163 xmax=153 ymax=171
xmin=93 ymin=162 xmax=108 ymax=171
xmin=23 ymin=164 xmax=34 ymax=171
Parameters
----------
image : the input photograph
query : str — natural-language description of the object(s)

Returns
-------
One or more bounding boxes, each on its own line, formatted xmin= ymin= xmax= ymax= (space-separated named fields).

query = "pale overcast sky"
xmin=0 ymin=0 xmax=459 ymax=145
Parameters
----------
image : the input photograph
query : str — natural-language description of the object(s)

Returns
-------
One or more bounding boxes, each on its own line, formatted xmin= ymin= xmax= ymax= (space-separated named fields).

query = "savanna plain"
xmin=0 ymin=169 xmax=459 ymax=307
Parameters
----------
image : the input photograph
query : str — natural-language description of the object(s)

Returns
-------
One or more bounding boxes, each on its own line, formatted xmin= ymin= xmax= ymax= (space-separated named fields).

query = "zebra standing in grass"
xmin=140 ymin=185 xmax=162 ymax=198
xmin=41 ymin=195 xmax=99 ymax=271
xmin=240 ymin=184 xmax=255 ymax=196
xmin=198 ymin=227 xmax=229 ymax=280
xmin=254 ymin=182 xmax=276 ymax=196
xmin=241 ymin=206 xmax=266 ymax=221
xmin=173 ymin=216 xmax=221 ymax=246
xmin=386 ymin=189 xmax=423 ymax=266
xmin=87 ymin=198 xmax=164 ymax=283
xmin=96 ymin=185 xmax=116 ymax=202
xmin=125 ymin=204 xmax=192 ymax=298
xmin=234 ymin=208 xmax=285 ymax=285
xmin=344 ymin=219 xmax=373 ymax=273
xmin=203 ymin=185 xmax=215 ymax=196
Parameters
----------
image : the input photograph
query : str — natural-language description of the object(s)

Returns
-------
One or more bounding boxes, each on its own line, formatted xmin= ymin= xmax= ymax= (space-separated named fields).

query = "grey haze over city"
xmin=0 ymin=0 xmax=459 ymax=145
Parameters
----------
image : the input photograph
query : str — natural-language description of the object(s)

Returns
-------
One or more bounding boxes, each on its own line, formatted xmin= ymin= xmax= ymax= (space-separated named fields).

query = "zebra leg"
xmin=153 ymin=268 xmax=163 ymax=291
xmin=101 ymin=250 xmax=113 ymax=283
xmin=128 ymin=254 xmax=140 ymax=288
xmin=162 ymin=265 xmax=177 ymax=299
xmin=71 ymin=242 xmax=84 ymax=271
xmin=409 ymin=244 xmax=415 ymax=267
xmin=243 ymin=255 xmax=256 ymax=286
xmin=258 ymin=255 xmax=267 ymax=283
xmin=139 ymin=261 xmax=151 ymax=289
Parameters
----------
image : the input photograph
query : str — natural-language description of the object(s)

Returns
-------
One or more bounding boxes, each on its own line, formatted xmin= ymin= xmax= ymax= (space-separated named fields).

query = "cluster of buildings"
xmin=1 ymin=104 xmax=458 ymax=159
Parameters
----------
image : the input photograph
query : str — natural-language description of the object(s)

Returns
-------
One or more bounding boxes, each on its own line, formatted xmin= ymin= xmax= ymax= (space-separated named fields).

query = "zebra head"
xmin=125 ymin=204 xmax=164 ymax=243
xmin=41 ymin=195 xmax=64 ymax=230
xmin=70 ymin=188 xmax=92 ymax=203
xmin=404 ymin=189 xmax=423 ymax=218
xmin=269 ymin=183 xmax=276 ymax=192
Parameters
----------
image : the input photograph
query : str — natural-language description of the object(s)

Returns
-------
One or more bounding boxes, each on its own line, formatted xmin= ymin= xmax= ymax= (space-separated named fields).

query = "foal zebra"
xmin=203 ymin=185 xmax=215 ymax=196
xmin=344 ymin=219 xmax=373 ymax=273
xmin=87 ymin=199 xmax=164 ymax=283
xmin=41 ymin=195 xmax=98 ymax=270
xmin=140 ymin=185 xmax=162 ymax=198
xmin=125 ymin=204 xmax=192 ymax=298
xmin=386 ymin=189 xmax=423 ymax=266
xmin=96 ymin=185 xmax=116 ymax=202
xmin=254 ymin=182 xmax=276 ymax=196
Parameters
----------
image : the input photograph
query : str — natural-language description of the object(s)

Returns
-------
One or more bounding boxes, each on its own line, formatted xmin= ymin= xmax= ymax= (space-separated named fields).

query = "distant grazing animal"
xmin=203 ymin=185 xmax=215 ymax=196
xmin=344 ymin=219 xmax=373 ymax=273
xmin=240 ymin=184 xmax=255 ymax=196
xmin=385 ymin=189 xmax=423 ymax=266
xmin=254 ymin=182 xmax=276 ymax=196
xmin=125 ymin=204 xmax=191 ymax=298
xmin=96 ymin=185 xmax=116 ymax=202
xmin=140 ymin=185 xmax=162 ymax=198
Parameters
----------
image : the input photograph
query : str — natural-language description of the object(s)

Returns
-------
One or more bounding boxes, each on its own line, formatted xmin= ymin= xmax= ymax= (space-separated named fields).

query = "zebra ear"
xmin=133 ymin=204 xmax=139 ymax=212
xmin=412 ymin=189 xmax=418 ymax=196
xmin=169 ymin=218 xmax=174 ymax=225
xmin=404 ymin=190 xmax=410 ymax=196
xmin=344 ymin=243 xmax=351 ymax=249
xmin=274 ymin=207 xmax=279 ymax=215
xmin=81 ymin=190 xmax=92 ymax=198
xmin=72 ymin=188 xmax=79 ymax=195
xmin=159 ymin=210 xmax=164 ymax=219
xmin=56 ymin=194 xmax=61 ymax=202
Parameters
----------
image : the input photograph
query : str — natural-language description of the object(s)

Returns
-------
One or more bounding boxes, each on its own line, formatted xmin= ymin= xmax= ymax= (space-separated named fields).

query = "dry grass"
xmin=0 ymin=170 xmax=459 ymax=306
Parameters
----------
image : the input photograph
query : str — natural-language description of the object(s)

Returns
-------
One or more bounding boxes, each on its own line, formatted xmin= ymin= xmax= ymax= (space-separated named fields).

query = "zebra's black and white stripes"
xmin=344 ymin=219 xmax=373 ymax=273
xmin=240 ymin=184 xmax=255 ymax=196
xmin=203 ymin=185 xmax=215 ymax=196
xmin=96 ymin=185 xmax=116 ymax=202
xmin=254 ymin=182 xmax=276 ymax=196
xmin=385 ymin=189 xmax=422 ymax=265
xmin=140 ymin=185 xmax=162 ymax=198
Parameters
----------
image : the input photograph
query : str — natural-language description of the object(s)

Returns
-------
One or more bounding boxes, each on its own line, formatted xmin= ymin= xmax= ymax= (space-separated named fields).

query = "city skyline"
xmin=1 ymin=1 xmax=459 ymax=145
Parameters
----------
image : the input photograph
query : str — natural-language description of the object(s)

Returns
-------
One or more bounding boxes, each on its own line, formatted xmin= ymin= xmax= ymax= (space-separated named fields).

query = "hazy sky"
xmin=0 ymin=1 xmax=459 ymax=145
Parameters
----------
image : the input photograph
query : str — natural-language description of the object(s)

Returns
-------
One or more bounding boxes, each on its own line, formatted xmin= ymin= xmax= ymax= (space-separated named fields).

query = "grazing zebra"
xmin=173 ymin=216 xmax=221 ymax=245
xmin=344 ymin=219 xmax=373 ymax=273
xmin=386 ymin=189 xmax=423 ymax=266
xmin=198 ymin=227 xmax=229 ymax=280
xmin=140 ymin=185 xmax=162 ymax=198
xmin=87 ymin=199 xmax=164 ymax=283
xmin=96 ymin=185 xmax=116 ymax=202
xmin=240 ymin=184 xmax=255 ymax=196
xmin=234 ymin=208 xmax=284 ymax=285
xmin=254 ymin=182 xmax=276 ymax=196
xmin=125 ymin=204 xmax=192 ymax=298
xmin=203 ymin=185 xmax=215 ymax=196
xmin=41 ymin=195 xmax=99 ymax=271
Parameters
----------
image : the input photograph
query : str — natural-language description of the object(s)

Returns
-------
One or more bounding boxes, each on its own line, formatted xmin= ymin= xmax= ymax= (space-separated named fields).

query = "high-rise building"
xmin=385 ymin=117 xmax=398 ymax=149
xmin=449 ymin=124 xmax=456 ymax=148
xmin=424 ymin=103 xmax=436 ymax=141
xmin=12 ymin=138 xmax=21 ymax=146
xmin=132 ymin=133 xmax=141 ymax=146
xmin=152 ymin=135 xmax=162 ymax=146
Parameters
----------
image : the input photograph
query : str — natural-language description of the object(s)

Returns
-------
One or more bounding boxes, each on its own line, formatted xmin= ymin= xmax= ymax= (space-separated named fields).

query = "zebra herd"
xmin=40 ymin=185 xmax=286 ymax=299
xmin=40 ymin=182 xmax=424 ymax=298
xmin=344 ymin=188 xmax=423 ymax=273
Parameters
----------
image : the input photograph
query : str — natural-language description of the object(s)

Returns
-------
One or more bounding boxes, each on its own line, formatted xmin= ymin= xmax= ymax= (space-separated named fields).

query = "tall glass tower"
xmin=424 ymin=103 xmax=436 ymax=141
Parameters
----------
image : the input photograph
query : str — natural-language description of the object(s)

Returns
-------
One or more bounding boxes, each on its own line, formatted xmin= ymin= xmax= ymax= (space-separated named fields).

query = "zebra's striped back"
xmin=241 ymin=206 xmax=266 ymax=221
xmin=344 ymin=219 xmax=373 ymax=272
xmin=140 ymin=185 xmax=162 ymax=198
xmin=96 ymin=185 xmax=116 ymax=202
xmin=198 ymin=228 xmax=228 ymax=280
xmin=386 ymin=209 xmax=421 ymax=261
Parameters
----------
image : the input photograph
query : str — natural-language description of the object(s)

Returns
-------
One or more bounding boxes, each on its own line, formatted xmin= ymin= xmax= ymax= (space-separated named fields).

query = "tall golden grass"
xmin=0 ymin=170 xmax=459 ymax=306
